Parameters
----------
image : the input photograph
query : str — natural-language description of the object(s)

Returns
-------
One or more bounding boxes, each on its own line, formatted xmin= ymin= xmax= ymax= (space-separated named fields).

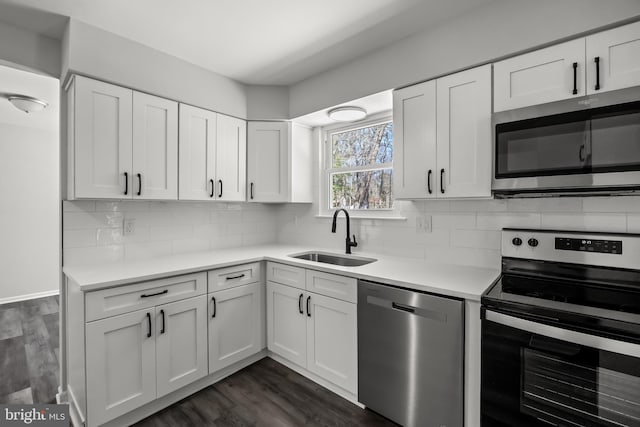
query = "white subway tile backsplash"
xmin=506 ymin=198 xmax=582 ymax=212
xmin=64 ymin=245 xmax=123 ymax=266
xmin=476 ymin=213 xmax=541 ymax=230
xmin=582 ymin=196 xmax=640 ymax=213
xmin=541 ymin=213 xmax=627 ymax=233
xmin=125 ymin=241 xmax=172 ymax=260
xmin=628 ymin=215 xmax=640 ymax=232
xmin=63 ymin=229 xmax=96 ymax=248
xmin=432 ymin=213 xmax=476 ymax=229
xmin=64 ymin=211 xmax=124 ymax=229
xmin=96 ymin=228 xmax=123 ymax=246
xmin=451 ymin=229 xmax=501 ymax=250
xmin=63 ymin=200 xmax=95 ymax=212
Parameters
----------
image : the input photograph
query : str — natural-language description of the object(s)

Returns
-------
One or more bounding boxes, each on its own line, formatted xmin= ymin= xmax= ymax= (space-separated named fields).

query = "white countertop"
xmin=62 ymin=245 xmax=500 ymax=301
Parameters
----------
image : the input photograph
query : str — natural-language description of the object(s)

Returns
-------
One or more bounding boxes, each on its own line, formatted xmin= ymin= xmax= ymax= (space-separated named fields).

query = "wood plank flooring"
xmin=134 ymin=358 xmax=398 ymax=427
xmin=0 ymin=295 xmax=60 ymax=404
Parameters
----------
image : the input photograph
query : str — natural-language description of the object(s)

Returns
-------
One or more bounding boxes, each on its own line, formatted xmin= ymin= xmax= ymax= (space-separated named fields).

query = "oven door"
xmin=482 ymin=310 xmax=640 ymax=427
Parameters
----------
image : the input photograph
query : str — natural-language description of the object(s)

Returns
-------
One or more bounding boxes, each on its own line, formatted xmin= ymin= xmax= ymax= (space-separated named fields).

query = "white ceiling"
xmin=295 ymin=90 xmax=392 ymax=128
xmin=0 ymin=0 xmax=493 ymax=86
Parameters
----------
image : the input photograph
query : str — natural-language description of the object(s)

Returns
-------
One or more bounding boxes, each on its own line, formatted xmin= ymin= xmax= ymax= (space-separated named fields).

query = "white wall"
xmin=289 ymin=0 xmax=640 ymax=117
xmin=62 ymin=201 xmax=278 ymax=267
xmin=246 ymin=85 xmax=290 ymax=120
xmin=0 ymin=20 xmax=61 ymax=78
xmin=0 ymin=66 xmax=60 ymax=302
xmin=64 ymin=20 xmax=248 ymax=119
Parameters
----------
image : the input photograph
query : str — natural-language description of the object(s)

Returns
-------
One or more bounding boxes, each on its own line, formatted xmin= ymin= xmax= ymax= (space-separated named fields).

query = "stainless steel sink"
xmin=289 ymin=251 xmax=377 ymax=267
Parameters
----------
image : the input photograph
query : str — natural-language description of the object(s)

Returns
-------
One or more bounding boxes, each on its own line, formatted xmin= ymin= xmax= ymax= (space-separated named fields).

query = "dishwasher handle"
xmin=391 ymin=302 xmax=415 ymax=313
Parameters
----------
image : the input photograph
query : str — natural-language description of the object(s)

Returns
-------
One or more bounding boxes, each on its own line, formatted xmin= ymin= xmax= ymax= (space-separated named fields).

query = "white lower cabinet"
xmin=266 ymin=273 xmax=357 ymax=395
xmin=86 ymin=308 xmax=157 ymax=426
xmin=209 ymin=282 xmax=264 ymax=373
xmin=85 ymin=295 xmax=207 ymax=425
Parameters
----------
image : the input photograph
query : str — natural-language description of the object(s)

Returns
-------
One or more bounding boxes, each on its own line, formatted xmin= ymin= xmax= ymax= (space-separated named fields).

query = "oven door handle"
xmin=485 ymin=310 xmax=640 ymax=358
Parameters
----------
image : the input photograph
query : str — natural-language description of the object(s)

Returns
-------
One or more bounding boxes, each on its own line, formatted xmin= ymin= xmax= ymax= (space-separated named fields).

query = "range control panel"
xmin=555 ymin=238 xmax=622 ymax=254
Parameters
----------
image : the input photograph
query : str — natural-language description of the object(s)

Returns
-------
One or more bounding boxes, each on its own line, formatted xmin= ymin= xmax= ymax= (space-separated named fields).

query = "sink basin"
xmin=289 ymin=251 xmax=377 ymax=267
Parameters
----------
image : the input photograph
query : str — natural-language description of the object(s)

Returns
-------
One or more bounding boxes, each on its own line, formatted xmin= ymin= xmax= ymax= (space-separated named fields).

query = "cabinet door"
xmin=86 ymin=308 xmax=156 ymax=426
xmin=247 ymin=121 xmax=289 ymax=202
xmin=587 ymin=21 xmax=640 ymax=95
xmin=132 ymin=92 xmax=178 ymax=200
xmin=216 ymin=114 xmax=247 ymax=201
xmin=436 ymin=65 xmax=492 ymax=198
xmin=155 ymin=296 xmax=208 ymax=398
xmin=392 ymin=80 xmax=437 ymax=199
xmin=74 ymin=76 xmax=133 ymax=199
xmin=266 ymin=281 xmax=306 ymax=367
xmin=208 ymin=282 xmax=263 ymax=373
xmin=306 ymin=293 xmax=357 ymax=394
xmin=178 ymin=104 xmax=216 ymax=200
xmin=494 ymin=38 xmax=585 ymax=112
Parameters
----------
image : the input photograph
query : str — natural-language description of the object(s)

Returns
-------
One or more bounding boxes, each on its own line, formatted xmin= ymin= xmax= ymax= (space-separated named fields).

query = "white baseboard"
xmin=0 ymin=289 xmax=59 ymax=305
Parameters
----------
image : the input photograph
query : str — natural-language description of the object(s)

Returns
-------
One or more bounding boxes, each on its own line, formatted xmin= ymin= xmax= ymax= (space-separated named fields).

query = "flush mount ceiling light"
xmin=7 ymin=95 xmax=49 ymax=113
xmin=327 ymin=106 xmax=367 ymax=122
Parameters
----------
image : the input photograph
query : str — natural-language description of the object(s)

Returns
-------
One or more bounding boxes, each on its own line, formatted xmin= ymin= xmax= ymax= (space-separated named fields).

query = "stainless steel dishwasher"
xmin=358 ymin=279 xmax=464 ymax=427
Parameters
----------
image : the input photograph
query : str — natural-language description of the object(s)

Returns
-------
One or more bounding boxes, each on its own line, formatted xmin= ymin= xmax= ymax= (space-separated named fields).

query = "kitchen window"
xmin=322 ymin=116 xmax=394 ymax=213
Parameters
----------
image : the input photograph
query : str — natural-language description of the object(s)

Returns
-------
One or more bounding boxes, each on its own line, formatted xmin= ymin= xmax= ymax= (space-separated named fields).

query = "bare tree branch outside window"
xmin=328 ymin=121 xmax=393 ymax=209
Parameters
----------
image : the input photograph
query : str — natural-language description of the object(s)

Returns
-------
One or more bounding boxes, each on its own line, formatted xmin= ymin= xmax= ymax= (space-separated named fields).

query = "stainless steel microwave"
xmin=492 ymin=87 xmax=640 ymax=197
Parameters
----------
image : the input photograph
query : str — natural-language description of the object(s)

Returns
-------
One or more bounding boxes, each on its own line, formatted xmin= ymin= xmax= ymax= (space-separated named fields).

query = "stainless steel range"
xmin=482 ymin=228 xmax=640 ymax=427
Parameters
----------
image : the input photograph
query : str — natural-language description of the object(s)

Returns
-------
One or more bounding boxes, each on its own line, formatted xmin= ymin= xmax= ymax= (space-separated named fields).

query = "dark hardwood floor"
xmin=0 ymin=296 xmax=396 ymax=426
xmin=135 ymin=358 xmax=397 ymax=427
xmin=0 ymin=295 xmax=60 ymax=404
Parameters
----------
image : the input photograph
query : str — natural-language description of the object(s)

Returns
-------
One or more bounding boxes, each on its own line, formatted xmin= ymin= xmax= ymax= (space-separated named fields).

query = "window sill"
xmin=315 ymin=214 xmax=407 ymax=221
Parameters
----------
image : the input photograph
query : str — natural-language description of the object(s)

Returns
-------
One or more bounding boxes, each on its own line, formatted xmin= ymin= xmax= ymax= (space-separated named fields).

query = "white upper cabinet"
xmin=393 ymin=80 xmax=437 ymax=199
xmin=72 ymin=76 xmax=133 ymax=199
xmin=393 ymin=64 xmax=492 ymax=199
xmin=494 ymin=39 xmax=585 ymax=112
xmin=132 ymin=92 xmax=178 ymax=200
xmin=178 ymin=104 xmax=217 ymax=200
xmin=216 ymin=114 xmax=247 ymax=201
xmin=247 ymin=121 xmax=313 ymax=203
xmin=586 ymin=21 xmax=640 ymax=95
xmin=436 ymin=65 xmax=492 ymax=198
xmin=69 ymin=75 xmax=178 ymax=200
xmin=495 ymin=22 xmax=640 ymax=111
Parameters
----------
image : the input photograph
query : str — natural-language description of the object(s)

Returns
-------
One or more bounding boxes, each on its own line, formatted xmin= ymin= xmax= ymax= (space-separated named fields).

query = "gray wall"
xmin=0 ymin=20 xmax=61 ymax=77
xmin=289 ymin=0 xmax=640 ymax=117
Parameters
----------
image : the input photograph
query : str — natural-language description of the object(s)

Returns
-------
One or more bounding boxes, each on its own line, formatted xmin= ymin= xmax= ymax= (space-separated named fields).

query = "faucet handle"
xmin=351 ymin=235 xmax=358 ymax=247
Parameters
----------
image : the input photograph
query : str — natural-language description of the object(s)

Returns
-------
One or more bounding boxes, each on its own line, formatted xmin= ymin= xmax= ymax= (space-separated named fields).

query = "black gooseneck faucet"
xmin=331 ymin=208 xmax=358 ymax=254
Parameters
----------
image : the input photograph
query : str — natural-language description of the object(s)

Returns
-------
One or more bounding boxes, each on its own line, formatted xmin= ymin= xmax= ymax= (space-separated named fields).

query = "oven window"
xmin=496 ymin=119 xmax=590 ymax=178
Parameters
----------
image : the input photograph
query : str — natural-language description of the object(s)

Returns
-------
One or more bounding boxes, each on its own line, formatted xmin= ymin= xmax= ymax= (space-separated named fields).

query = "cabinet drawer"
xmin=306 ymin=270 xmax=357 ymax=303
xmin=208 ymin=262 xmax=262 ymax=292
xmin=86 ymin=272 xmax=207 ymax=322
xmin=266 ymin=262 xmax=305 ymax=290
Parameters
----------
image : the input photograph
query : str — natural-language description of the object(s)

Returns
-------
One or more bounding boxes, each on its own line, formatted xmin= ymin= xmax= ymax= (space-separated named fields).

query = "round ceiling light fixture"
xmin=327 ymin=106 xmax=367 ymax=122
xmin=7 ymin=95 xmax=49 ymax=113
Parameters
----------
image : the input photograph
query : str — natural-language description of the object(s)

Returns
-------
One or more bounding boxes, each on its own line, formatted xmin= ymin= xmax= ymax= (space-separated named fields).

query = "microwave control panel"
xmin=555 ymin=238 xmax=622 ymax=255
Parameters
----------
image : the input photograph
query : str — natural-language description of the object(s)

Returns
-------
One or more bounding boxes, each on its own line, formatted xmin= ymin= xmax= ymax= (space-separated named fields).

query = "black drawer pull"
xmin=226 ymin=274 xmax=245 ymax=280
xmin=146 ymin=312 xmax=152 ymax=338
xmin=140 ymin=289 xmax=168 ymax=298
xmin=306 ymin=296 xmax=311 ymax=317
xmin=392 ymin=302 xmax=415 ymax=313
xmin=218 ymin=179 xmax=223 ymax=198
xmin=160 ymin=309 xmax=166 ymax=334
xmin=594 ymin=56 xmax=601 ymax=91
xmin=572 ymin=62 xmax=578 ymax=95
xmin=427 ymin=169 xmax=432 ymax=194
xmin=298 ymin=294 xmax=303 ymax=314
xmin=137 ymin=173 xmax=142 ymax=196
xmin=124 ymin=172 xmax=129 ymax=195
xmin=211 ymin=296 xmax=217 ymax=318
xmin=250 ymin=182 xmax=254 ymax=200
xmin=209 ymin=179 xmax=215 ymax=198
xmin=440 ymin=168 xmax=445 ymax=194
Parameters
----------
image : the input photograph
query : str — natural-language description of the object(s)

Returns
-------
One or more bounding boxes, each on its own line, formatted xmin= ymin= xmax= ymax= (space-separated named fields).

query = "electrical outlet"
xmin=416 ymin=215 xmax=432 ymax=233
xmin=124 ymin=218 xmax=135 ymax=236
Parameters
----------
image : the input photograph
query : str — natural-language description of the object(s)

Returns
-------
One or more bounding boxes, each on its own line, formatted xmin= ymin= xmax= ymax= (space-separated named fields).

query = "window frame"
xmin=319 ymin=111 xmax=401 ymax=218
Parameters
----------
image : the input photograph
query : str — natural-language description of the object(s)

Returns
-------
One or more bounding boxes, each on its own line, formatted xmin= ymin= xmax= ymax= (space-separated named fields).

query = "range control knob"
xmin=528 ymin=238 xmax=539 ymax=247
xmin=512 ymin=237 xmax=523 ymax=246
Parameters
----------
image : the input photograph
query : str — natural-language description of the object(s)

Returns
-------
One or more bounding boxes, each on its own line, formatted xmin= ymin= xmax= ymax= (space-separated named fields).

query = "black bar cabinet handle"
xmin=250 ymin=182 xmax=254 ymax=200
xmin=160 ymin=309 xmax=165 ymax=334
xmin=440 ymin=168 xmax=445 ymax=194
xmin=124 ymin=172 xmax=128 ymax=195
xmin=579 ymin=144 xmax=585 ymax=162
xmin=306 ymin=296 xmax=311 ymax=317
xmin=572 ymin=62 xmax=578 ymax=95
xmin=427 ymin=169 xmax=432 ymax=194
xmin=211 ymin=296 xmax=216 ymax=318
xmin=146 ymin=312 xmax=152 ymax=338
xmin=137 ymin=173 xmax=142 ymax=196
xmin=209 ymin=179 xmax=215 ymax=198
xmin=595 ymin=56 xmax=600 ymax=91
xmin=218 ymin=179 xmax=223 ymax=198
xmin=298 ymin=294 xmax=304 ymax=314
xmin=140 ymin=289 xmax=168 ymax=298
xmin=226 ymin=274 xmax=245 ymax=280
